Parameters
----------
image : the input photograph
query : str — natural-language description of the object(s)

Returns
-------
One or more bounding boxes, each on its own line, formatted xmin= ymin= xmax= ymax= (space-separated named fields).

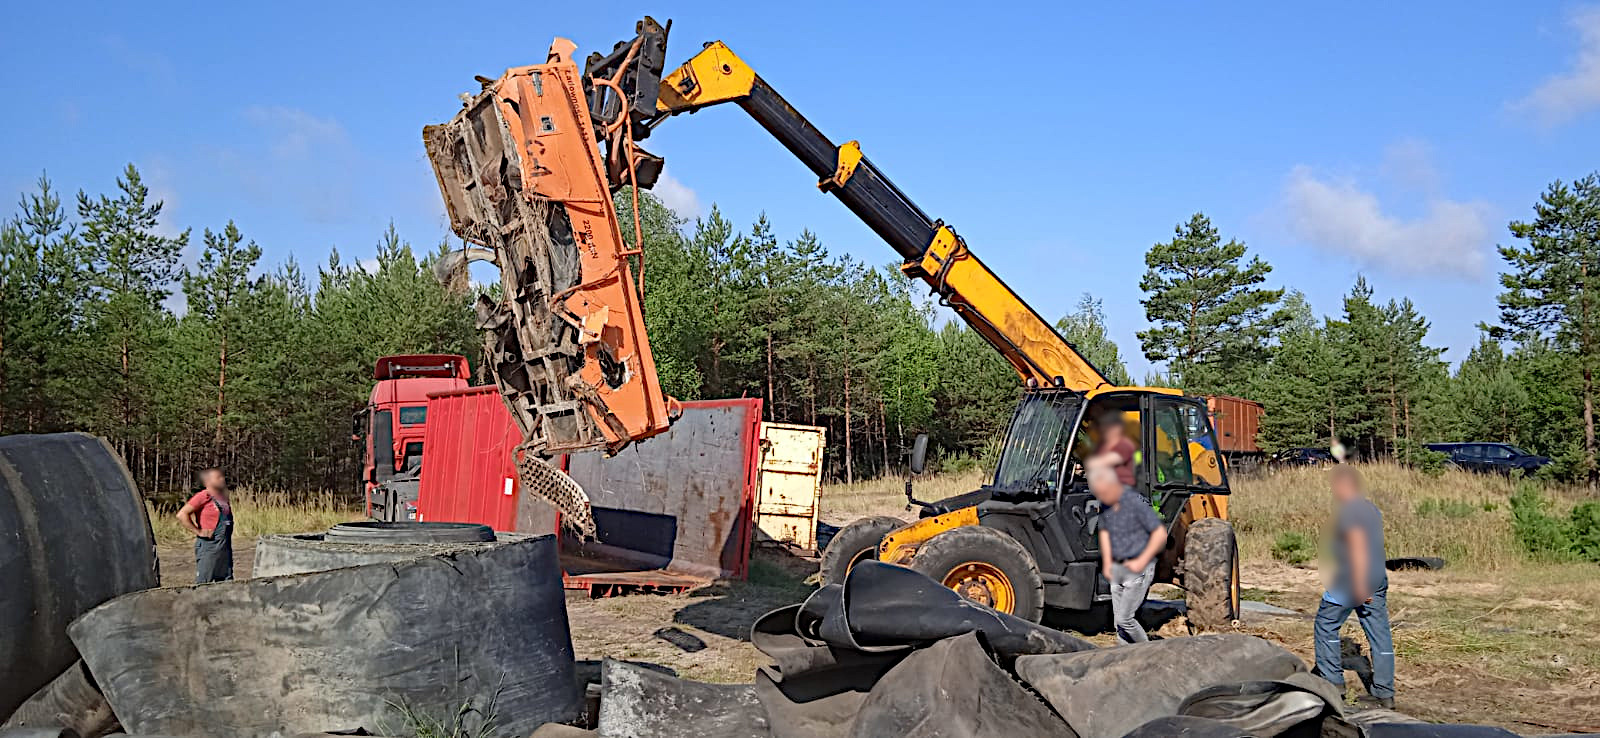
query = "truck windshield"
xmin=991 ymin=390 xmax=1082 ymax=493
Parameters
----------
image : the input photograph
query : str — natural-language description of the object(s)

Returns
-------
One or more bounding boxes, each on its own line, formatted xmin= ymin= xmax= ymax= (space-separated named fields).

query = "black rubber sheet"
xmin=70 ymin=536 xmax=581 ymax=737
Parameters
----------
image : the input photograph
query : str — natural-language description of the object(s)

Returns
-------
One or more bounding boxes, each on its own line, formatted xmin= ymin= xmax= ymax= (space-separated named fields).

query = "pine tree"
xmin=1490 ymin=173 xmax=1600 ymax=478
xmin=76 ymin=164 xmax=189 ymax=456
xmin=183 ymin=221 xmax=264 ymax=451
xmin=0 ymin=174 xmax=89 ymax=433
xmin=1138 ymin=213 xmax=1287 ymax=395
xmin=1448 ymin=336 xmax=1528 ymax=444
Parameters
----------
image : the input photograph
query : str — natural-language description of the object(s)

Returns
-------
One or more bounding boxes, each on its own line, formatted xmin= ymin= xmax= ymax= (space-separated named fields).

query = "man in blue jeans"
xmin=1314 ymin=465 xmax=1394 ymax=708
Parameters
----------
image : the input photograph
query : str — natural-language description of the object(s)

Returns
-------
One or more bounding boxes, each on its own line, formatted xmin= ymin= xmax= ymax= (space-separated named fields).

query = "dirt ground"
xmin=158 ymin=537 xmax=1600 ymax=733
xmin=157 ymin=542 xmax=257 ymax=586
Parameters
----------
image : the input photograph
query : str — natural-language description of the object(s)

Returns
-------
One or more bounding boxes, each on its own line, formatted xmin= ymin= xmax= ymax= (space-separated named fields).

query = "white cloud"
xmin=1282 ymin=165 xmax=1492 ymax=279
xmin=242 ymin=106 xmax=348 ymax=159
xmin=358 ymin=258 xmax=379 ymax=274
xmin=1513 ymin=6 xmax=1600 ymax=125
xmin=1379 ymin=138 xmax=1440 ymax=193
xmin=651 ymin=170 xmax=702 ymax=219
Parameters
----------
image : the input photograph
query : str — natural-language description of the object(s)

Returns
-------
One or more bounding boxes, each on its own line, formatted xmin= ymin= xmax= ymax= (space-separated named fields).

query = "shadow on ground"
xmin=1045 ymin=599 xmax=1186 ymax=637
xmin=673 ymin=547 xmax=816 ymax=640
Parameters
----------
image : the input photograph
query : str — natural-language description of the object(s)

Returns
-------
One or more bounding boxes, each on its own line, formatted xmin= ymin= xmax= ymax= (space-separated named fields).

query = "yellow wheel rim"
xmin=942 ymin=561 xmax=1015 ymax=614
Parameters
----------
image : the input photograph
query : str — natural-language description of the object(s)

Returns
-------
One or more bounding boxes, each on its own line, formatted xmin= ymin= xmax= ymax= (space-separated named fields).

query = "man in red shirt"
xmin=176 ymin=467 xmax=234 ymax=583
xmin=1096 ymin=411 xmax=1138 ymax=489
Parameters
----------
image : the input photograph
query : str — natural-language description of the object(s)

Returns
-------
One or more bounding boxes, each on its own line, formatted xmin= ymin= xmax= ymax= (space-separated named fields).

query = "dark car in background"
xmin=1425 ymin=442 xmax=1550 ymax=475
xmin=1270 ymin=447 xmax=1336 ymax=467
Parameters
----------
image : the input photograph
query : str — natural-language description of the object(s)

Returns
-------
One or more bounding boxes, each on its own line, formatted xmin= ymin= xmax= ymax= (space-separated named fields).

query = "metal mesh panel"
xmin=517 ymin=449 xmax=595 ymax=538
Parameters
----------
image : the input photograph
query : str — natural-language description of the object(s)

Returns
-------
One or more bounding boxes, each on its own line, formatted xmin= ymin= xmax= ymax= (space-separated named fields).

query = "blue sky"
xmin=4 ymin=2 xmax=1598 ymax=377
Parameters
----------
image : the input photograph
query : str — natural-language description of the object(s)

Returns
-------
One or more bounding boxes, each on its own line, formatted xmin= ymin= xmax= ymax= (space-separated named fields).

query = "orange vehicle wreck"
xmin=423 ymin=21 xmax=677 ymax=532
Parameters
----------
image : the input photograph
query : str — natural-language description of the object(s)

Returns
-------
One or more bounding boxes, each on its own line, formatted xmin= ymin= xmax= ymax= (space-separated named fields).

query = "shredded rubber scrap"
xmin=548 ymin=562 xmax=1554 ymax=738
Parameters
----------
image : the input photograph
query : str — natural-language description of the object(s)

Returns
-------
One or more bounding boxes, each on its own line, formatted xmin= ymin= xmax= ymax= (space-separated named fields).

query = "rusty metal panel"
xmin=756 ymin=422 xmax=825 ymax=550
xmin=1205 ymin=395 xmax=1263 ymax=454
xmin=564 ymin=399 xmax=761 ymax=582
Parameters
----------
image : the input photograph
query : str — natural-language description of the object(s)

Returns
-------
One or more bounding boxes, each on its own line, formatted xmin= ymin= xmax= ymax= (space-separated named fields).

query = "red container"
xmin=416 ymin=389 xmax=760 ymax=592
xmin=1205 ymin=395 xmax=1264 ymax=454
xmin=414 ymin=386 xmax=524 ymax=531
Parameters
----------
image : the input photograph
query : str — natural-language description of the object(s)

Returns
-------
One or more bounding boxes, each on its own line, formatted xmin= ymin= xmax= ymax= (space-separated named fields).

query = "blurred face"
xmin=1330 ymin=476 xmax=1359 ymax=503
xmin=203 ymin=470 xmax=225 ymax=491
xmin=1089 ymin=465 xmax=1123 ymax=506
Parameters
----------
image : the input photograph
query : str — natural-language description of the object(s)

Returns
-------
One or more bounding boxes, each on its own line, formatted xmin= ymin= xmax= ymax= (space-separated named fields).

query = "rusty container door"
xmin=755 ymin=422 xmax=825 ymax=550
xmin=417 ymin=386 xmax=528 ymax=532
xmin=1205 ymin=395 xmax=1264 ymax=454
xmin=564 ymin=399 xmax=762 ymax=585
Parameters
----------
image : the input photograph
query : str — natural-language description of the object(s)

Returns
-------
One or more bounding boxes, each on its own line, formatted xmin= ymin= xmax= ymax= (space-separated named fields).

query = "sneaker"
xmin=1355 ymin=694 xmax=1395 ymax=710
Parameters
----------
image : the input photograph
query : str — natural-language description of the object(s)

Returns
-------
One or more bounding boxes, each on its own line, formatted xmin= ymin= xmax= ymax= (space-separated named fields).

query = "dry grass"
xmin=819 ymin=469 xmax=987 ymax=524
xmin=1232 ymin=462 xmax=1531 ymax=572
xmin=146 ymin=487 xmax=359 ymax=546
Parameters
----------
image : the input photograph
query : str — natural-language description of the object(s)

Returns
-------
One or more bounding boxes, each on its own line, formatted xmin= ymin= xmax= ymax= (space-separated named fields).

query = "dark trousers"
xmin=1314 ymin=587 xmax=1394 ymax=698
xmin=194 ymin=516 xmax=234 ymax=584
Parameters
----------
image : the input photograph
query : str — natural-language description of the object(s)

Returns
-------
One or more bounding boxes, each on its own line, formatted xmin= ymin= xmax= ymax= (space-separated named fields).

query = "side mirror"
xmin=909 ymin=433 xmax=929 ymax=476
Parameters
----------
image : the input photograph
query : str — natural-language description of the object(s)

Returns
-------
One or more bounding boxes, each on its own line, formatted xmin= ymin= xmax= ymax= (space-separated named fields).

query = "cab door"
xmin=1139 ymin=395 xmax=1201 ymax=524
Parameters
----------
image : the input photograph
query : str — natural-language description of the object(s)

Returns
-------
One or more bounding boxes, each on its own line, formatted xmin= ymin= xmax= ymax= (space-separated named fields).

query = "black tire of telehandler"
xmin=910 ymin=526 xmax=1045 ymax=623
xmin=323 ymin=521 xmax=494 ymax=544
xmin=1183 ymin=517 xmax=1240 ymax=633
xmin=820 ymin=516 xmax=905 ymax=587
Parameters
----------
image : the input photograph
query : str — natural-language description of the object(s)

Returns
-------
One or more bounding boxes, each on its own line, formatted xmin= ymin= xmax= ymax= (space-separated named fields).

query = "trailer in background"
xmin=1204 ymin=394 xmax=1265 ymax=472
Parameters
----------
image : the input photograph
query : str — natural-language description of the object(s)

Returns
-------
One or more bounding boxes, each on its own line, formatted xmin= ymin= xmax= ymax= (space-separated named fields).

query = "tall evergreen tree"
xmin=182 ymin=221 xmax=263 ymax=451
xmin=76 ymin=164 xmax=189 ymax=457
xmin=1138 ymin=213 xmax=1287 ymax=395
xmin=1489 ymin=173 xmax=1600 ymax=477
xmin=0 ymin=174 xmax=89 ymax=433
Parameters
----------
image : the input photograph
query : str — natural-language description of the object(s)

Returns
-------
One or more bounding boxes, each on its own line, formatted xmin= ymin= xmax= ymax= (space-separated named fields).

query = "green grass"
xmin=1232 ymin=462 xmax=1532 ymax=571
xmin=1416 ymin=497 xmax=1479 ymax=519
xmin=1271 ymin=531 xmax=1315 ymax=565
xmin=383 ymin=688 xmax=502 ymax=738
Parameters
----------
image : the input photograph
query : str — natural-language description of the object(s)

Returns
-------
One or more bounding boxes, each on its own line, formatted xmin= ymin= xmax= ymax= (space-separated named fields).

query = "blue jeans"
xmin=1314 ymin=587 xmax=1394 ymax=698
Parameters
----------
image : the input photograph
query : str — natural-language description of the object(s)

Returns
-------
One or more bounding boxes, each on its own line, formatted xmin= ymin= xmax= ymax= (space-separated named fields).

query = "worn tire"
xmin=910 ymin=525 xmax=1044 ymax=623
xmin=323 ymin=521 xmax=493 ymax=544
xmin=1183 ymin=517 xmax=1239 ymax=632
xmin=820 ymin=516 xmax=905 ymax=587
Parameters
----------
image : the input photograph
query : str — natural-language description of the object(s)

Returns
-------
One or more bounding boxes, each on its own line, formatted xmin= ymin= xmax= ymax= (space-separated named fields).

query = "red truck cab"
xmin=360 ymin=354 xmax=470 ymax=520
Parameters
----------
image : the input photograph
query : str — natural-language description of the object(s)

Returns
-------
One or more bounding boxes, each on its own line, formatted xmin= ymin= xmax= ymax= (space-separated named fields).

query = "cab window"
xmin=1149 ymin=401 xmax=1194 ymax=487
xmin=1178 ymin=403 xmax=1226 ymax=487
xmin=398 ymin=406 xmax=427 ymax=426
